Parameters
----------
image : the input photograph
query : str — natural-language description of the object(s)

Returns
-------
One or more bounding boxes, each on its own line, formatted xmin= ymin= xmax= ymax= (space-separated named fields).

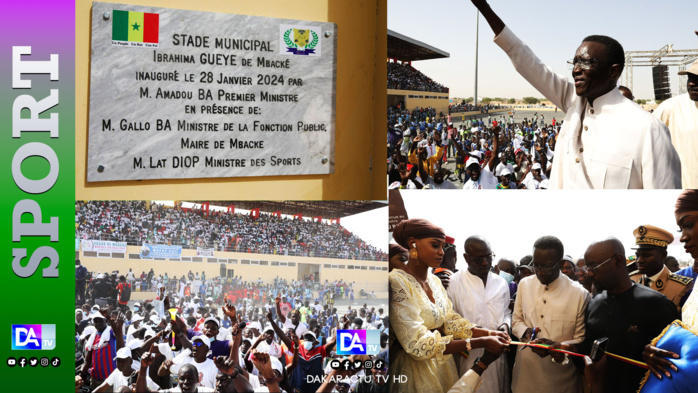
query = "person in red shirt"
xmin=278 ymin=296 xmax=292 ymax=318
xmin=115 ymin=276 xmax=131 ymax=312
xmin=81 ymin=310 xmax=125 ymax=390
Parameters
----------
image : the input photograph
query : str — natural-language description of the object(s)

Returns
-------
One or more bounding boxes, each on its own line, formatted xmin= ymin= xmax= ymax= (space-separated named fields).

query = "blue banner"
xmin=140 ymin=243 xmax=182 ymax=259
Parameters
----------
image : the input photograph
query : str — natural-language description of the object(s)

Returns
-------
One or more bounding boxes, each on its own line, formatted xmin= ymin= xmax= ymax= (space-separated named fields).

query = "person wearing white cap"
xmin=160 ymin=335 xmax=218 ymax=389
xmin=521 ymin=162 xmax=548 ymax=190
xmin=139 ymin=358 xmax=215 ymax=393
xmin=94 ymin=347 xmax=161 ymax=392
xmin=200 ymin=315 xmax=235 ymax=359
xmin=654 ymin=58 xmax=698 ymax=188
xmin=239 ymin=337 xmax=253 ymax=366
xmin=126 ymin=314 xmax=145 ymax=344
xmin=81 ymin=311 xmax=125 ymax=389
xmin=254 ymin=355 xmax=285 ymax=392
xmin=456 ymin=126 xmax=501 ymax=190
xmin=400 ymin=126 xmax=412 ymax=156
xmin=247 ymin=321 xmax=262 ymax=339
xmin=149 ymin=314 xmax=163 ymax=328
xmin=250 ymin=324 xmax=283 ymax=360
xmin=495 ymin=167 xmax=517 ymax=189
xmin=495 ymin=152 xmax=515 ymax=177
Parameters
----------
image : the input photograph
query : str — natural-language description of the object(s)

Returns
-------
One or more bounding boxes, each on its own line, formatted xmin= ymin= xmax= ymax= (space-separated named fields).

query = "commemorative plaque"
xmin=87 ymin=2 xmax=337 ymax=181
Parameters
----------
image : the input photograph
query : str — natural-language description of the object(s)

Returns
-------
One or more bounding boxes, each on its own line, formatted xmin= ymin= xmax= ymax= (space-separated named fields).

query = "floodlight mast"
xmin=474 ymin=10 xmax=479 ymax=108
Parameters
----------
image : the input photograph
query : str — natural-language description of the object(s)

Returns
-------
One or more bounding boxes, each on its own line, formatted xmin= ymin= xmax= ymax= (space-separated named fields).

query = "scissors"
xmin=520 ymin=326 xmax=540 ymax=352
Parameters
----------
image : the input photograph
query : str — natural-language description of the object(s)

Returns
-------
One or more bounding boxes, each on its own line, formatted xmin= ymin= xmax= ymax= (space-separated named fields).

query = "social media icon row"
xmin=329 ymin=358 xmax=386 ymax=371
xmin=7 ymin=357 xmax=59 ymax=368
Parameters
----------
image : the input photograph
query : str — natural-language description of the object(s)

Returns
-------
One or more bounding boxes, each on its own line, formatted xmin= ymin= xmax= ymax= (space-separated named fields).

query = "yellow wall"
xmin=388 ymin=89 xmax=449 ymax=115
xmin=80 ymin=246 xmax=388 ymax=292
xmin=76 ymin=0 xmax=387 ymax=200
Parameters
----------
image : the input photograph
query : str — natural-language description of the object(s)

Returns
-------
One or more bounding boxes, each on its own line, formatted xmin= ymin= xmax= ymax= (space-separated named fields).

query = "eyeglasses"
xmin=582 ymin=254 xmax=617 ymax=274
xmin=531 ymin=261 xmax=561 ymax=274
xmin=192 ymin=341 xmax=206 ymax=347
xmin=567 ymin=57 xmax=604 ymax=70
xmin=467 ymin=253 xmax=496 ymax=264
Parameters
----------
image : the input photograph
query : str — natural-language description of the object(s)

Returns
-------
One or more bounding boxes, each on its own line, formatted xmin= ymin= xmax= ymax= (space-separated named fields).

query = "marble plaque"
xmin=87 ymin=2 xmax=336 ymax=182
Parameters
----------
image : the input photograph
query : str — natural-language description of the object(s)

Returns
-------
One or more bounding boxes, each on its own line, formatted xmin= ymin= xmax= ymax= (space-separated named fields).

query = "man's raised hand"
xmin=223 ymin=302 xmax=237 ymax=323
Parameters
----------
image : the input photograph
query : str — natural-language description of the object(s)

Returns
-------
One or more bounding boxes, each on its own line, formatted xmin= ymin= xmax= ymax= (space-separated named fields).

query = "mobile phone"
xmin=590 ymin=338 xmax=608 ymax=362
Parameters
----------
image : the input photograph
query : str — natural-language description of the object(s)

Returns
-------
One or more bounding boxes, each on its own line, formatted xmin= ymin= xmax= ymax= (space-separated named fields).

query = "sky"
xmin=396 ymin=190 xmax=692 ymax=272
xmin=154 ymin=201 xmax=388 ymax=252
xmin=388 ymin=0 xmax=698 ymax=100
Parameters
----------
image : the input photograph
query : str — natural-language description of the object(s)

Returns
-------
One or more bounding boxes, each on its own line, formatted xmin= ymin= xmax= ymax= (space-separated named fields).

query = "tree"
xmin=522 ymin=97 xmax=540 ymax=105
xmin=464 ymin=97 xmax=474 ymax=104
xmin=508 ymin=98 xmax=516 ymax=104
xmin=635 ymin=99 xmax=647 ymax=105
xmin=481 ymin=97 xmax=492 ymax=104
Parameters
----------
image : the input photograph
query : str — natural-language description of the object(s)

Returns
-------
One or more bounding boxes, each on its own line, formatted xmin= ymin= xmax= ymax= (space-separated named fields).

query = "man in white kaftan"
xmin=447 ymin=236 xmax=511 ymax=393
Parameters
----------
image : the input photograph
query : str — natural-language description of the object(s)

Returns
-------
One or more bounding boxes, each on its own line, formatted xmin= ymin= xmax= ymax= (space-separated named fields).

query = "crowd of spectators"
xmin=388 ymin=111 xmax=561 ymax=189
xmin=449 ymin=102 xmax=502 ymax=114
xmin=83 ymin=266 xmax=377 ymax=304
xmin=75 ymin=201 xmax=386 ymax=261
xmin=76 ymin=268 xmax=389 ymax=392
xmin=387 ymin=62 xmax=448 ymax=93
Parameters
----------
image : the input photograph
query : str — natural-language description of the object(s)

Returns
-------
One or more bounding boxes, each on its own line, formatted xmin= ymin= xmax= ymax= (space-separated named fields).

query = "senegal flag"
xmin=112 ymin=10 xmax=159 ymax=43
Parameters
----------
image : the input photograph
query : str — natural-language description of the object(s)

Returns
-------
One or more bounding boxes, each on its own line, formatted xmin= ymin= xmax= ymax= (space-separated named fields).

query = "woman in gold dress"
xmin=390 ymin=219 xmax=510 ymax=393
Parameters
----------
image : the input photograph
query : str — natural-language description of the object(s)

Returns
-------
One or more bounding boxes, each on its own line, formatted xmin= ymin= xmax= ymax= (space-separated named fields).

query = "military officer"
xmin=629 ymin=225 xmax=694 ymax=312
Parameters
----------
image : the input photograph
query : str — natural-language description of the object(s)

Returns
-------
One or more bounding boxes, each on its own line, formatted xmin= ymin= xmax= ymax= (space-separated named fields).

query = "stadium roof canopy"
xmin=189 ymin=201 xmax=386 ymax=219
xmin=388 ymin=29 xmax=450 ymax=62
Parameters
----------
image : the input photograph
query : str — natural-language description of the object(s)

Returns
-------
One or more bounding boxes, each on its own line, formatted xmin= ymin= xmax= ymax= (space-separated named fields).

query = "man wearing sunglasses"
xmin=547 ymin=238 xmax=679 ymax=393
xmin=159 ymin=335 xmax=218 ymax=389
xmin=511 ymin=236 xmax=591 ymax=393
xmin=470 ymin=0 xmax=681 ymax=189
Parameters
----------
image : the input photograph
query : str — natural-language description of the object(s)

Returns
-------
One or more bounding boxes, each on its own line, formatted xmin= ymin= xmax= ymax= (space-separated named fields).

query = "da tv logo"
xmin=11 ymin=325 xmax=56 ymax=350
xmin=336 ymin=330 xmax=380 ymax=355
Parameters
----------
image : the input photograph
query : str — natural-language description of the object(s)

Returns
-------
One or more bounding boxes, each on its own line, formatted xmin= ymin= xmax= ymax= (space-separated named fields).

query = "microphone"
xmin=233 ymin=321 xmax=247 ymax=336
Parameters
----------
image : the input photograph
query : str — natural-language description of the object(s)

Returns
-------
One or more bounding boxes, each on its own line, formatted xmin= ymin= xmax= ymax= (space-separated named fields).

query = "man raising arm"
xmin=470 ymin=0 xmax=681 ymax=189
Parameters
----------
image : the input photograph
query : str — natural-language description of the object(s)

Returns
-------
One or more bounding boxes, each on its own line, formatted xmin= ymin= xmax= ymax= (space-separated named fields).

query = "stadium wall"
xmin=75 ymin=0 xmax=387 ymax=200
xmin=388 ymin=89 xmax=449 ymax=115
xmin=79 ymin=245 xmax=388 ymax=293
